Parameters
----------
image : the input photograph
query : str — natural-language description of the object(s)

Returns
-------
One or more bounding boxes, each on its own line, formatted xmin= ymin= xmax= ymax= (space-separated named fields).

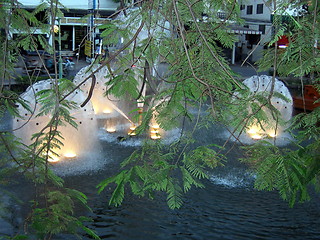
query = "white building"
xmin=237 ymin=0 xmax=274 ymax=62
xmin=18 ymin=0 xmax=119 ymax=57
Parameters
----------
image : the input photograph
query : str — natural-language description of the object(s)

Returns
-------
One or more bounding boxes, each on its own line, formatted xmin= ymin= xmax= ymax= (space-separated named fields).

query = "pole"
xmin=58 ymin=17 xmax=63 ymax=79
xmin=231 ymin=42 xmax=236 ymax=65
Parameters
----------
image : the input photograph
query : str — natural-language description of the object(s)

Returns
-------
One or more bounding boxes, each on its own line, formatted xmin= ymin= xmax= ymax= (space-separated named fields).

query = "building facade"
xmin=18 ymin=0 xmax=119 ymax=57
xmin=238 ymin=0 xmax=274 ymax=62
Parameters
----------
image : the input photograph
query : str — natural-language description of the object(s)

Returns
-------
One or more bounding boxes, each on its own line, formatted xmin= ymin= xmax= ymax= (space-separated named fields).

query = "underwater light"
xmin=63 ymin=152 xmax=77 ymax=159
xmin=151 ymin=134 xmax=161 ymax=140
xmin=106 ymin=127 xmax=116 ymax=133
xmin=251 ymin=134 xmax=262 ymax=140
xmin=268 ymin=132 xmax=277 ymax=138
xmin=103 ymin=109 xmax=112 ymax=114
xmin=130 ymin=125 xmax=136 ymax=131
xmin=128 ymin=131 xmax=136 ymax=136
xmin=47 ymin=156 xmax=60 ymax=163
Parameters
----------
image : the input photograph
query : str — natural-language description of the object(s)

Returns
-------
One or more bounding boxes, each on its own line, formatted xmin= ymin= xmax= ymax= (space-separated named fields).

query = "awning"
xmin=227 ymin=25 xmax=262 ymax=35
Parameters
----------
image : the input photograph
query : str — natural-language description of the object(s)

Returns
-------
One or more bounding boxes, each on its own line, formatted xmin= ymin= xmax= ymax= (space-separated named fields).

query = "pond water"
xmin=1 ymin=113 xmax=320 ymax=240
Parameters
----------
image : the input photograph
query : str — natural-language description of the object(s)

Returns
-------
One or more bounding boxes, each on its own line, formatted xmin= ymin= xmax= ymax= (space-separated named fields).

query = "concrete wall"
xmin=239 ymin=0 xmax=273 ymax=21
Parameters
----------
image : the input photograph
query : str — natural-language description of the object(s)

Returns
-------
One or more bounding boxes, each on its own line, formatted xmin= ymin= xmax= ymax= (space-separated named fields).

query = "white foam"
xmin=209 ymin=170 xmax=255 ymax=188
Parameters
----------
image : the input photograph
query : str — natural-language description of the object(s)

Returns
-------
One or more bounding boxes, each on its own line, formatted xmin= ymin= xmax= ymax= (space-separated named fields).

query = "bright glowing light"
xmin=150 ymin=129 xmax=158 ymax=134
xmin=151 ymin=134 xmax=161 ymax=140
xmin=247 ymin=128 xmax=258 ymax=134
xmin=48 ymin=156 xmax=60 ymax=163
xmin=53 ymin=25 xmax=59 ymax=33
xmin=43 ymin=152 xmax=60 ymax=163
xmin=106 ymin=127 xmax=116 ymax=133
xmin=103 ymin=109 xmax=112 ymax=114
xmin=64 ymin=152 xmax=77 ymax=159
xmin=268 ymin=132 xmax=277 ymax=138
xmin=130 ymin=125 xmax=136 ymax=131
xmin=128 ymin=131 xmax=136 ymax=136
xmin=251 ymin=134 xmax=262 ymax=140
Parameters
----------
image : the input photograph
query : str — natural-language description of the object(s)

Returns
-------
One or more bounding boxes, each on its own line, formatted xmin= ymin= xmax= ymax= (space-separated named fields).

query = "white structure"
xmin=18 ymin=0 xmax=119 ymax=57
xmin=237 ymin=0 xmax=274 ymax=62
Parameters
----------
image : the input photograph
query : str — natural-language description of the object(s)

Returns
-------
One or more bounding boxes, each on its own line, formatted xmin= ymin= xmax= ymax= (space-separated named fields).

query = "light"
xmin=151 ymin=134 xmax=161 ymax=140
xmin=43 ymin=152 xmax=60 ymax=163
xmin=103 ymin=109 xmax=112 ymax=114
xmin=63 ymin=152 xmax=77 ymax=159
xmin=278 ymin=45 xmax=287 ymax=49
xmin=150 ymin=129 xmax=158 ymax=134
xmin=251 ymin=134 xmax=262 ymax=140
xmin=130 ymin=125 xmax=136 ymax=131
xmin=48 ymin=156 xmax=60 ymax=163
xmin=247 ymin=127 xmax=258 ymax=134
xmin=128 ymin=131 xmax=136 ymax=136
xmin=268 ymin=132 xmax=277 ymax=138
xmin=53 ymin=25 xmax=59 ymax=33
xmin=106 ymin=127 xmax=116 ymax=133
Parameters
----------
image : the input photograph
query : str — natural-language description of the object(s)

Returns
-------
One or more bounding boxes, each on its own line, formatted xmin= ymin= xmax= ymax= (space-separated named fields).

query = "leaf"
xmin=166 ymin=179 xmax=183 ymax=209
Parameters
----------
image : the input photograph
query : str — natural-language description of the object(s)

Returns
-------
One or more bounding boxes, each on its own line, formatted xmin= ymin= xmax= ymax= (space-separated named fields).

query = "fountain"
xmin=12 ymin=79 xmax=104 ymax=175
xmin=231 ymin=75 xmax=293 ymax=145
xmin=73 ymin=64 xmax=138 ymax=135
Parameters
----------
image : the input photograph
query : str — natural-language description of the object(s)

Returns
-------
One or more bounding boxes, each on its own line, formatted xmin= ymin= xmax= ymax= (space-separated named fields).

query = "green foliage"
xmin=31 ymin=188 xmax=99 ymax=239
xmin=97 ymin=141 xmax=224 ymax=209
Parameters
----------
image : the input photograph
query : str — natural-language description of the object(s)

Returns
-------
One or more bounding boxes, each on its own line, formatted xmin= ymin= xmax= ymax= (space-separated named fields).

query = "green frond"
xmin=166 ymin=178 xmax=183 ymax=209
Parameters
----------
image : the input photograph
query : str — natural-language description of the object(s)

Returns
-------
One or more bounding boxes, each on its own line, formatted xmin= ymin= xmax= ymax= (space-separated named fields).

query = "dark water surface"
xmin=1 ymin=114 xmax=320 ymax=240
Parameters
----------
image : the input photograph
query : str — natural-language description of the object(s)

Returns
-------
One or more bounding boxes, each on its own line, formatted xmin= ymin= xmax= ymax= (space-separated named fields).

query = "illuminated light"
xmin=128 ymin=131 xmax=136 ymax=136
xmin=268 ymin=132 xmax=277 ymax=138
xmin=130 ymin=125 xmax=136 ymax=131
xmin=278 ymin=45 xmax=287 ymax=49
xmin=103 ymin=109 xmax=112 ymax=114
xmin=150 ymin=129 xmax=158 ymax=134
xmin=43 ymin=152 xmax=60 ymax=163
xmin=151 ymin=134 xmax=161 ymax=140
xmin=251 ymin=134 xmax=262 ymax=140
xmin=247 ymin=128 xmax=257 ymax=134
xmin=63 ymin=152 xmax=77 ymax=159
xmin=106 ymin=128 xmax=116 ymax=133
xmin=48 ymin=156 xmax=60 ymax=163
xmin=53 ymin=25 xmax=59 ymax=33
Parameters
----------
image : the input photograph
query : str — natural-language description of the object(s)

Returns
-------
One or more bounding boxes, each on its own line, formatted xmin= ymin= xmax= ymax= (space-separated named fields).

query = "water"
xmin=1 ymin=113 xmax=320 ymax=239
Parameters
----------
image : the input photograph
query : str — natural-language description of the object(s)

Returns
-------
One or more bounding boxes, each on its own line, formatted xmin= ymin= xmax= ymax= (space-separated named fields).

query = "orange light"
xmin=48 ymin=156 xmax=60 ymax=163
xmin=64 ymin=152 xmax=77 ymax=159
xmin=151 ymin=134 xmax=161 ymax=140
xmin=268 ymin=132 xmax=277 ymax=138
xmin=106 ymin=127 xmax=116 ymax=133
xmin=103 ymin=109 xmax=112 ymax=114
xmin=251 ymin=134 xmax=262 ymax=140
xmin=128 ymin=131 xmax=136 ymax=136
xmin=130 ymin=125 xmax=136 ymax=131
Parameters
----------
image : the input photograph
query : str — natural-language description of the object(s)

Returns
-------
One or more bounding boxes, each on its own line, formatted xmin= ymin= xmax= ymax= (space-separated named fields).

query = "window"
xmin=240 ymin=5 xmax=245 ymax=10
xmin=257 ymin=4 xmax=264 ymax=14
xmin=247 ymin=5 xmax=253 ymax=15
xmin=259 ymin=25 xmax=266 ymax=34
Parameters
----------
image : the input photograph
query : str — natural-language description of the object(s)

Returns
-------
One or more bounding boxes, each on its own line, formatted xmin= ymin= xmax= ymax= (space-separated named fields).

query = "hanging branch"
xmin=81 ymin=74 xmax=96 ymax=107
xmin=59 ymin=19 xmax=146 ymax=103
